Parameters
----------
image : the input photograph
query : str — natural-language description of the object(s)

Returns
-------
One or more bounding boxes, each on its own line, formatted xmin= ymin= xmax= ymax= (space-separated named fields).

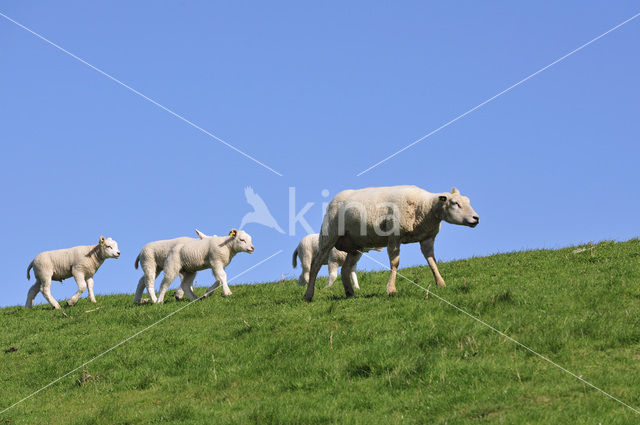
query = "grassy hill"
xmin=2 ymin=239 xmax=640 ymax=424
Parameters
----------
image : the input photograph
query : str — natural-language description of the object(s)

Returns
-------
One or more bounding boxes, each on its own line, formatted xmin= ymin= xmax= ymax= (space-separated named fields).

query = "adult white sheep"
xmin=303 ymin=186 xmax=479 ymax=302
xmin=133 ymin=229 xmax=209 ymax=304
xmin=26 ymin=236 xmax=121 ymax=309
xmin=155 ymin=229 xmax=254 ymax=303
xmin=292 ymin=233 xmax=380 ymax=289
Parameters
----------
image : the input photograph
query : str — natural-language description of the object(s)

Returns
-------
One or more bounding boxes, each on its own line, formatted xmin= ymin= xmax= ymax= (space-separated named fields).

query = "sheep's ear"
xmin=439 ymin=195 xmax=448 ymax=202
xmin=229 ymin=229 xmax=238 ymax=238
xmin=451 ymin=187 xmax=460 ymax=195
xmin=195 ymin=229 xmax=207 ymax=239
xmin=99 ymin=236 xmax=106 ymax=244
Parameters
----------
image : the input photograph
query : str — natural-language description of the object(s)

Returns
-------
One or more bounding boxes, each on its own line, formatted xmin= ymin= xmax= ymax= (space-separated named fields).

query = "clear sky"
xmin=1 ymin=1 xmax=638 ymax=307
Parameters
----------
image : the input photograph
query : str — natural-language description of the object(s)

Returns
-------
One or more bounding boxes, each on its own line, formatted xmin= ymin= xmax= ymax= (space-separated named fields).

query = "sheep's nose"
xmin=473 ymin=216 xmax=479 ymax=222
xmin=117 ymin=251 xmax=121 ymax=256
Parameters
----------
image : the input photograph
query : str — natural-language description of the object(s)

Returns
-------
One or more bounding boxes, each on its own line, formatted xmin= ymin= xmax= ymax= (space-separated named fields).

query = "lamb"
xmin=133 ymin=229 xmax=209 ymax=304
xmin=26 ymin=236 xmax=120 ymax=309
xmin=155 ymin=229 xmax=255 ymax=303
xmin=292 ymin=233 xmax=380 ymax=289
xmin=303 ymin=186 xmax=479 ymax=301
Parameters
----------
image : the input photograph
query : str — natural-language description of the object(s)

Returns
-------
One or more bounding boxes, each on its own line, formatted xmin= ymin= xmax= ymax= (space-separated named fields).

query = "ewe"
xmin=155 ymin=229 xmax=254 ymax=303
xmin=133 ymin=229 xmax=209 ymax=304
xmin=26 ymin=236 xmax=120 ymax=309
xmin=304 ymin=186 xmax=479 ymax=301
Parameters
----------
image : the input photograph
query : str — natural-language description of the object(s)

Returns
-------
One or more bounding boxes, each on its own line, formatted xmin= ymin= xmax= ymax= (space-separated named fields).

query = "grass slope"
xmin=2 ymin=239 xmax=640 ymax=424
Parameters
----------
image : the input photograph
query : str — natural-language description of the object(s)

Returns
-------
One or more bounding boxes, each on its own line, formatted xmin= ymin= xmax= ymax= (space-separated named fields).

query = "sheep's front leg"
xmin=213 ymin=264 xmax=232 ymax=296
xmin=386 ymin=240 xmax=401 ymax=295
xmin=87 ymin=277 xmax=97 ymax=303
xmin=420 ymin=237 xmax=445 ymax=287
xmin=40 ymin=276 xmax=61 ymax=310
xmin=67 ymin=272 xmax=87 ymax=306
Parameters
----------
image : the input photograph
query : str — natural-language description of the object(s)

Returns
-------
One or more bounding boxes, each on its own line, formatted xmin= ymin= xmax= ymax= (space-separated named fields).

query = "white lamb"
xmin=133 ymin=229 xmax=209 ymax=304
xmin=155 ymin=229 xmax=254 ymax=303
xmin=26 ymin=236 xmax=120 ymax=309
xmin=292 ymin=233 xmax=380 ymax=289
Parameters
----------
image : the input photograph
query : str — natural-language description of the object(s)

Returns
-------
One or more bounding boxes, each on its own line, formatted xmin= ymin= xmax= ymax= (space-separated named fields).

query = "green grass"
xmin=2 ymin=239 xmax=640 ymax=424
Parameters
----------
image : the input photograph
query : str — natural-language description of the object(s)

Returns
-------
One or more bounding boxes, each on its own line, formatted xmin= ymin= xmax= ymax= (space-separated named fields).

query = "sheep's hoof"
xmin=387 ymin=290 xmax=397 ymax=297
xmin=223 ymin=292 xmax=232 ymax=297
xmin=436 ymin=280 xmax=446 ymax=288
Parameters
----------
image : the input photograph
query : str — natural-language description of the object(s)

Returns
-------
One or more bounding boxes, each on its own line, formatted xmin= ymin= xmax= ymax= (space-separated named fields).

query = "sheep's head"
xmin=438 ymin=188 xmax=479 ymax=228
xmin=99 ymin=236 xmax=121 ymax=258
xmin=228 ymin=229 xmax=254 ymax=253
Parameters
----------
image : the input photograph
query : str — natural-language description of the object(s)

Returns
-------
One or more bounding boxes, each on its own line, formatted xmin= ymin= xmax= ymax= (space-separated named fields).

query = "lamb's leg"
xmin=298 ymin=262 xmax=311 ymax=287
xmin=156 ymin=261 xmax=180 ymax=304
xmin=25 ymin=281 xmax=41 ymax=308
xmin=133 ymin=277 xmax=146 ymax=304
xmin=134 ymin=263 xmax=156 ymax=304
xmin=144 ymin=266 xmax=160 ymax=303
xmin=325 ymin=261 xmax=338 ymax=288
xmin=86 ymin=277 xmax=97 ymax=303
xmin=340 ymin=253 xmax=360 ymax=298
xmin=305 ymin=236 xmax=337 ymax=302
xmin=39 ymin=276 xmax=61 ymax=310
xmin=386 ymin=240 xmax=400 ymax=295
xmin=175 ymin=273 xmax=185 ymax=300
xmin=179 ymin=272 xmax=198 ymax=301
xmin=420 ymin=237 xmax=445 ymax=287
xmin=350 ymin=251 xmax=363 ymax=290
xmin=351 ymin=271 xmax=360 ymax=290
xmin=211 ymin=264 xmax=231 ymax=296
xmin=67 ymin=273 xmax=87 ymax=306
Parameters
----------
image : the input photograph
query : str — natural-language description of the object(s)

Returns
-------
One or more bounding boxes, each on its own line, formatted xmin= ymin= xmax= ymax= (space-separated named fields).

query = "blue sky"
xmin=1 ymin=1 xmax=638 ymax=307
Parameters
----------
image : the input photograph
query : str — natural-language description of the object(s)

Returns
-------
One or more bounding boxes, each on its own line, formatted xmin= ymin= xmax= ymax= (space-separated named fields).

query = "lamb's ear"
xmin=99 ymin=236 xmax=106 ymax=244
xmin=195 ymin=229 xmax=207 ymax=239
xmin=451 ymin=187 xmax=460 ymax=195
xmin=228 ymin=229 xmax=238 ymax=238
xmin=438 ymin=195 xmax=448 ymax=202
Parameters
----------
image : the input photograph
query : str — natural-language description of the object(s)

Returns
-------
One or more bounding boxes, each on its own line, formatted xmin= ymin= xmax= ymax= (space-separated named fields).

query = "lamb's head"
xmin=228 ymin=229 xmax=255 ymax=254
xmin=99 ymin=236 xmax=121 ymax=258
xmin=438 ymin=188 xmax=479 ymax=228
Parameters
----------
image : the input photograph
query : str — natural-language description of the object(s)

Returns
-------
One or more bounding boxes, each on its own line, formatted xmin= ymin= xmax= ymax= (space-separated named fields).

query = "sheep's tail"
xmin=292 ymin=248 xmax=298 ymax=268
xmin=134 ymin=254 xmax=140 ymax=270
xmin=26 ymin=261 xmax=33 ymax=280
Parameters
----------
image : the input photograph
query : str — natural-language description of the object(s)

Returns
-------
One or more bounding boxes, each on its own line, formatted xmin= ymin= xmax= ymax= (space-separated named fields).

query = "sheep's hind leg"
xmin=386 ymin=240 xmax=400 ymax=296
xmin=25 ymin=281 xmax=41 ymax=308
xmin=174 ymin=273 xmax=186 ymax=300
xmin=133 ymin=277 xmax=147 ymax=304
xmin=325 ymin=261 xmax=338 ymax=289
xmin=350 ymin=251 xmax=363 ymax=290
xmin=40 ymin=276 xmax=61 ymax=310
xmin=179 ymin=272 xmax=198 ymax=301
xmin=340 ymin=253 xmax=359 ymax=298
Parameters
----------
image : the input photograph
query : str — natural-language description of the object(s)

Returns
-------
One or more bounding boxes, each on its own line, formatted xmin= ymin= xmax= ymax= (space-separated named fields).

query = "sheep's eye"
xmin=240 ymin=239 xmax=245 ymax=242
